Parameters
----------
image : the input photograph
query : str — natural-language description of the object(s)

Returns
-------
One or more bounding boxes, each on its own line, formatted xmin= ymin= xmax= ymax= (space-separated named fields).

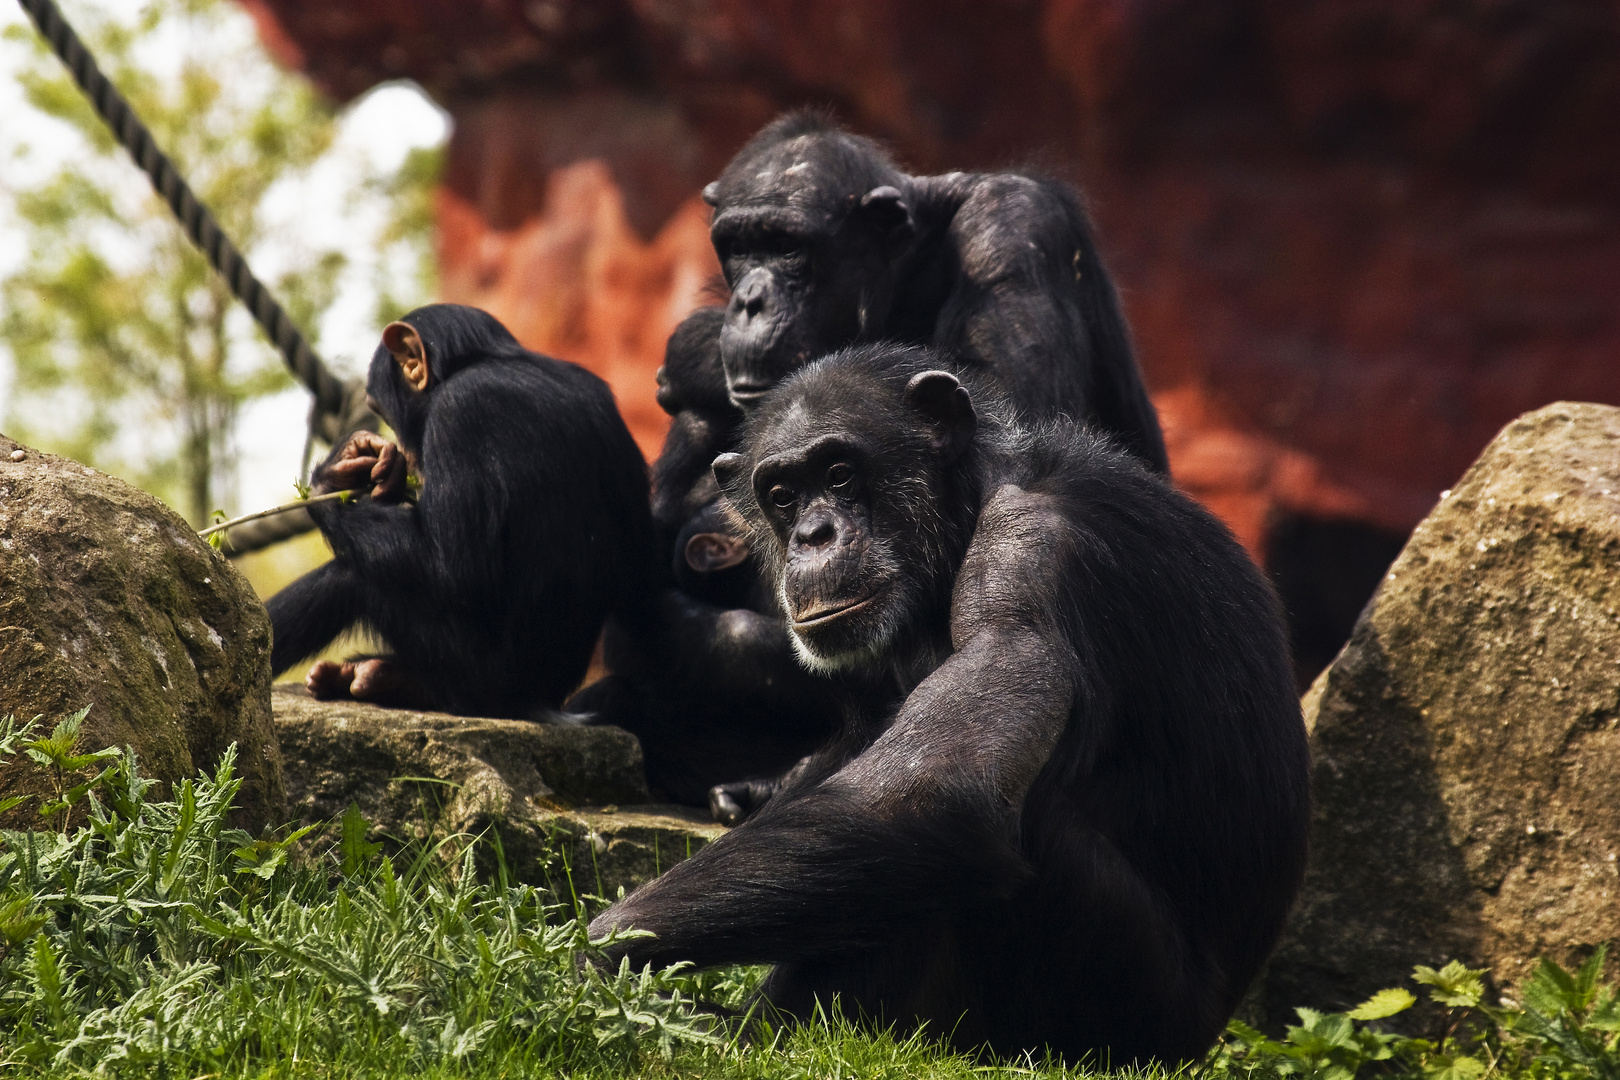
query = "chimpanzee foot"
xmin=348 ymin=658 xmax=436 ymax=709
xmin=305 ymin=659 xmax=356 ymax=700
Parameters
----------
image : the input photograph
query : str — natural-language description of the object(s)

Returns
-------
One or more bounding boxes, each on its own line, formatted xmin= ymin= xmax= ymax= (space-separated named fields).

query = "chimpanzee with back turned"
xmin=575 ymin=111 xmax=1169 ymax=811
xmin=266 ymin=303 xmax=652 ymax=719
xmin=589 ymin=343 xmax=1309 ymax=1065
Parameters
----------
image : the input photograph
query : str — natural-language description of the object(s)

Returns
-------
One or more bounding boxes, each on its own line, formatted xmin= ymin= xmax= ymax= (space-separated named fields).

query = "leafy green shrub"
xmin=0 ymin=715 xmax=724 ymax=1076
xmin=1212 ymin=953 xmax=1620 ymax=1080
xmin=1 ymin=708 xmax=1616 ymax=1080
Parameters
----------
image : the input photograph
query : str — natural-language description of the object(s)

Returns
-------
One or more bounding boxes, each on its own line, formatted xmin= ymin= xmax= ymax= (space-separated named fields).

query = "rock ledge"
xmin=273 ymin=686 xmax=723 ymax=894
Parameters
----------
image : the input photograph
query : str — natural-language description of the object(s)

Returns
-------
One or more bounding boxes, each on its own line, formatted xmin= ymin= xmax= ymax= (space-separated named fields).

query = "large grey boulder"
xmin=0 ymin=436 xmax=283 ymax=830
xmin=1262 ymin=402 xmax=1620 ymax=1020
xmin=274 ymin=686 xmax=724 ymax=896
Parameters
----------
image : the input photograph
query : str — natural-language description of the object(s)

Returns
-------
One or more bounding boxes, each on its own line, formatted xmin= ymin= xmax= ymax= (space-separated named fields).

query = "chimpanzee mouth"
xmin=791 ymin=589 xmax=881 ymax=629
xmin=728 ymin=383 xmax=773 ymax=405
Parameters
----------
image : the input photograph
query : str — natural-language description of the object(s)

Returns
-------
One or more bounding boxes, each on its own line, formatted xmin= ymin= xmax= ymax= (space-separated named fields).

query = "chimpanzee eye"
xmin=826 ymin=462 xmax=854 ymax=489
xmin=769 ymin=485 xmax=796 ymax=509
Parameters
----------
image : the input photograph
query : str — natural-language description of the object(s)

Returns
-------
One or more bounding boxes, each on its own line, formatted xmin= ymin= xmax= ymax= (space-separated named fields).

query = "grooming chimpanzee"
xmin=576 ymin=113 xmax=1169 ymax=809
xmin=266 ymin=303 xmax=652 ymax=718
xmin=589 ymin=344 xmax=1308 ymax=1064
xmin=704 ymin=111 xmax=1166 ymax=468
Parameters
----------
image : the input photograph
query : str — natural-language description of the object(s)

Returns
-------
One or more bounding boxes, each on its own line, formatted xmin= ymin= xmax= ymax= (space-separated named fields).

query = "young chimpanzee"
xmin=266 ymin=303 xmax=652 ymax=719
xmin=577 ymin=112 xmax=1171 ymax=809
xmin=648 ymin=306 xmax=755 ymax=605
xmin=589 ymin=344 xmax=1309 ymax=1064
xmin=574 ymin=305 xmax=847 ymax=801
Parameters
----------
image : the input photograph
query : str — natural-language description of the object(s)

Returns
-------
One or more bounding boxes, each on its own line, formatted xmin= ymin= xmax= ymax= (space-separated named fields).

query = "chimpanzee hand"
xmin=314 ymin=432 xmax=409 ymax=503
xmin=707 ymin=754 xmax=815 ymax=825
xmin=707 ymin=777 xmax=780 ymax=826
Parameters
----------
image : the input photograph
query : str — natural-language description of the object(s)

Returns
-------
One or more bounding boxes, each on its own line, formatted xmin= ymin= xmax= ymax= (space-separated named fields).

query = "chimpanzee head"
xmin=655 ymin=306 xmax=733 ymax=418
xmin=366 ymin=303 xmax=524 ymax=451
xmin=713 ymin=344 xmax=981 ymax=675
xmin=703 ymin=113 xmax=918 ymax=412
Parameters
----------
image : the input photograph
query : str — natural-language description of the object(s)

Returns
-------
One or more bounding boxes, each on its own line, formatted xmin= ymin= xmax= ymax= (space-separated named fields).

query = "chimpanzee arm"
xmin=589 ymin=625 xmax=1075 ymax=967
xmin=311 ymin=390 xmax=507 ymax=601
xmin=639 ymin=589 xmax=812 ymax=694
xmin=590 ymin=482 xmax=1087 ymax=966
xmin=265 ymin=560 xmax=363 ymax=674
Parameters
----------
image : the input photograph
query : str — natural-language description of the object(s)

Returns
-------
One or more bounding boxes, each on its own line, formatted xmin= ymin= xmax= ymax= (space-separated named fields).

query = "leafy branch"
xmin=198 ymin=487 xmax=354 ymax=546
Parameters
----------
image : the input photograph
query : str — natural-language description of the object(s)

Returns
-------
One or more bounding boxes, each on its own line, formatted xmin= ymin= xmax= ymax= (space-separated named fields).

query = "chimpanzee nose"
xmin=794 ymin=514 xmax=837 ymax=549
xmin=732 ymin=269 xmax=771 ymax=321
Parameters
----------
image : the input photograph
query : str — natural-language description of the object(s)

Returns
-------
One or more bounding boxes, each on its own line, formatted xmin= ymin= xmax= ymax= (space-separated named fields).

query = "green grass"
xmin=1 ymin=711 xmax=1616 ymax=1080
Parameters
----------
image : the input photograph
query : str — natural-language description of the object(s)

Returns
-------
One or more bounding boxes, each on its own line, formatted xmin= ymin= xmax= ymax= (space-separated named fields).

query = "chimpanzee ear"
xmin=711 ymin=452 xmax=747 ymax=493
xmin=654 ymin=365 xmax=679 ymax=413
xmin=859 ymin=185 xmax=914 ymax=246
xmin=685 ymin=531 xmax=750 ymax=573
xmin=905 ymin=370 xmax=977 ymax=458
xmin=702 ymin=181 xmax=721 ymax=206
xmin=382 ymin=321 xmax=431 ymax=393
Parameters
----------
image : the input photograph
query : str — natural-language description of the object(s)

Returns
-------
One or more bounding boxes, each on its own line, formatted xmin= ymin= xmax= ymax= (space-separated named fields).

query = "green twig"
xmin=198 ymin=490 xmax=351 ymax=538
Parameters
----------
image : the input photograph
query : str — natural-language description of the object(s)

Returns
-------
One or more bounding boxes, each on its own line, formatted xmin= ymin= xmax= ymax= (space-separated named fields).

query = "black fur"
xmin=574 ymin=115 xmax=1170 ymax=807
xmin=266 ymin=303 xmax=652 ymax=718
xmin=590 ymin=344 xmax=1308 ymax=1065
xmin=650 ymin=306 xmax=740 ymax=561
xmin=565 ymin=306 xmax=842 ymax=801
xmin=705 ymin=111 xmax=1166 ymax=470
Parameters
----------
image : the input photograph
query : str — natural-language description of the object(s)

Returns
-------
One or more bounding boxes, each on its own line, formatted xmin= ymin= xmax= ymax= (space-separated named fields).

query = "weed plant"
xmin=0 ymin=710 xmax=1616 ymax=1080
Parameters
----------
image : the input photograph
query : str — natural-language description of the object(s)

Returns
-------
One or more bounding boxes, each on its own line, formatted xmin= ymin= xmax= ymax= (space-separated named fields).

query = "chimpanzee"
xmin=569 ymin=305 xmax=850 ymax=802
xmin=704 ymin=111 xmax=1166 ymax=469
xmin=573 ymin=113 xmax=1170 ymax=807
xmin=266 ymin=303 xmax=652 ymax=719
xmin=589 ymin=344 xmax=1309 ymax=1064
xmin=647 ymin=306 xmax=756 ymax=606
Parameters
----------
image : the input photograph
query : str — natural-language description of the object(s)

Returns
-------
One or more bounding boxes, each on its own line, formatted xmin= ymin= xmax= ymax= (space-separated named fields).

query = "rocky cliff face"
xmin=240 ymin=0 xmax=1620 ymax=674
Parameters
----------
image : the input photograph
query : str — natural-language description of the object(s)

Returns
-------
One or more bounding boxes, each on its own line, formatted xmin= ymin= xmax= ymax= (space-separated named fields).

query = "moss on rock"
xmin=0 ymin=435 xmax=282 ymax=830
xmin=273 ymin=686 xmax=724 ymax=895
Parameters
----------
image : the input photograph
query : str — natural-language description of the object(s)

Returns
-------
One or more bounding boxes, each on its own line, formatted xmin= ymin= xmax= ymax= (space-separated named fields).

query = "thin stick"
xmin=198 ymin=490 xmax=351 ymax=538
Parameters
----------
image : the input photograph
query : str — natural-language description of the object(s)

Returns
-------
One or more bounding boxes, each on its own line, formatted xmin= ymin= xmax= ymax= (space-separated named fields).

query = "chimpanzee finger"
xmin=369 ymin=441 xmax=407 ymax=503
xmin=708 ymin=785 xmax=746 ymax=826
xmin=337 ymin=430 xmax=390 ymax=461
xmin=319 ymin=455 xmax=382 ymax=493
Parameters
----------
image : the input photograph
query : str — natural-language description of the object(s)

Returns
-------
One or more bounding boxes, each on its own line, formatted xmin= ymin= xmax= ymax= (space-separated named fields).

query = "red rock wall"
xmin=242 ymin=0 xmax=1620 ymax=554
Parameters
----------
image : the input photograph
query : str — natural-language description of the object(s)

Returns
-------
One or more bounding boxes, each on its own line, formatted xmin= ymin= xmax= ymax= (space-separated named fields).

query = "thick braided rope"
xmin=16 ymin=0 xmax=348 ymax=421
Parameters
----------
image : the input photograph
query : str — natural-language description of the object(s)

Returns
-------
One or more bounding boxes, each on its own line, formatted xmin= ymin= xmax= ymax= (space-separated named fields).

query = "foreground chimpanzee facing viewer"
xmin=577 ymin=112 xmax=1170 ymax=806
xmin=266 ymin=303 xmax=652 ymax=718
xmin=590 ymin=344 xmax=1309 ymax=1064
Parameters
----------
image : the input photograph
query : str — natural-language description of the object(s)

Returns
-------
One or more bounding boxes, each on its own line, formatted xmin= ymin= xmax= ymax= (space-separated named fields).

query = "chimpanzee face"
xmin=705 ymin=135 xmax=916 ymax=412
xmin=743 ymin=434 xmax=895 ymax=669
xmin=714 ymin=351 xmax=977 ymax=675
